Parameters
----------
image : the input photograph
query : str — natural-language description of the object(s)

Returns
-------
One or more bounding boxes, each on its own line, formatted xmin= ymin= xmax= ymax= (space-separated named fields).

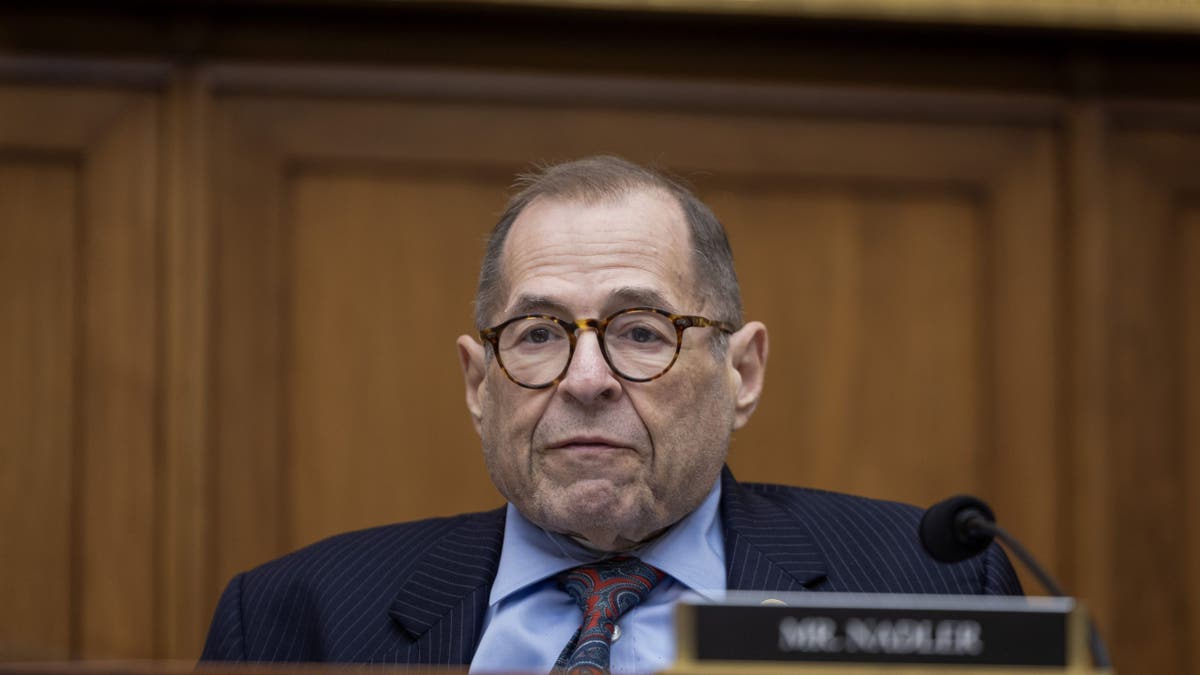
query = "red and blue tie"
xmin=554 ymin=556 xmax=666 ymax=674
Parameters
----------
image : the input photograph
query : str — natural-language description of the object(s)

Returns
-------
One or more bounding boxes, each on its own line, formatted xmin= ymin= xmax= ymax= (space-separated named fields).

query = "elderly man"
xmin=201 ymin=156 xmax=1020 ymax=671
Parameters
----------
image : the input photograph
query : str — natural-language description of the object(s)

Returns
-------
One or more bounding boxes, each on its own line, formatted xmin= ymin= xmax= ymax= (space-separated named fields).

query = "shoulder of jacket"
xmin=239 ymin=506 xmax=506 ymax=582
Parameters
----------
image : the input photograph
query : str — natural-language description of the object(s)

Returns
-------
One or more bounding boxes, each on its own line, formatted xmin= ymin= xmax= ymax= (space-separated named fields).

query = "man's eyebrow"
xmin=608 ymin=287 xmax=676 ymax=313
xmin=507 ymin=295 xmax=573 ymax=318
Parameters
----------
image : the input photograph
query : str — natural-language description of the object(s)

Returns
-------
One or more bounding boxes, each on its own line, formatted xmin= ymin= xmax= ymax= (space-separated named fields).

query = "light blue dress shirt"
xmin=469 ymin=480 xmax=726 ymax=673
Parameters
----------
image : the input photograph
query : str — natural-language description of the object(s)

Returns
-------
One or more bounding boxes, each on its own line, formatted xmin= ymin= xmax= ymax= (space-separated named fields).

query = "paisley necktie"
xmin=554 ymin=556 xmax=666 ymax=674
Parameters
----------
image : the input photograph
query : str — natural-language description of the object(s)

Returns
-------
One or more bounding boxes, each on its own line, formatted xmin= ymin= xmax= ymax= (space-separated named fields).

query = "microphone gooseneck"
xmin=919 ymin=494 xmax=1110 ymax=668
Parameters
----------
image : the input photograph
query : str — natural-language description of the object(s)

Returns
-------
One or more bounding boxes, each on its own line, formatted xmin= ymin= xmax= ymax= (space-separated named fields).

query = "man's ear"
xmin=727 ymin=321 xmax=769 ymax=430
xmin=457 ymin=335 xmax=487 ymax=436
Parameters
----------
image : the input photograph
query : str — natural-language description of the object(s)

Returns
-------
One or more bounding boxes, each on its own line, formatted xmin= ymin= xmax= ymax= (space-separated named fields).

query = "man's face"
xmin=457 ymin=188 xmax=765 ymax=551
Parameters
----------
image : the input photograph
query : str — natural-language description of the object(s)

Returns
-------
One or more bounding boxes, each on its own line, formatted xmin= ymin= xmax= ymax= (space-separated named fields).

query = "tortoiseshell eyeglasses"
xmin=479 ymin=307 xmax=736 ymax=389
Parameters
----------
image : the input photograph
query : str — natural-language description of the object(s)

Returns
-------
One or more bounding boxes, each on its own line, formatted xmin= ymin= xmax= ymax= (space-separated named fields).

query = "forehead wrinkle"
xmin=506 ymin=234 xmax=688 ymax=285
xmin=512 ymin=236 xmax=674 ymax=269
xmin=505 ymin=250 xmax=685 ymax=304
xmin=505 ymin=286 xmax=677 ymax=322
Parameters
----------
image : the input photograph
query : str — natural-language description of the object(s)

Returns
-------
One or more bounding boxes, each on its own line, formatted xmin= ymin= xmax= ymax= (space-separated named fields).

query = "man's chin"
xmin=554 ymin=475 xmax=644 ymax=510
xmin=531 ymin=479 xmax=658 ymax=548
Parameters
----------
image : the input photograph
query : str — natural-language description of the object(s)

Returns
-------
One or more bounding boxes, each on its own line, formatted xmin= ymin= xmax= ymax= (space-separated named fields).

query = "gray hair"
xmin=473 ymin=156 xmax=743 ymax=332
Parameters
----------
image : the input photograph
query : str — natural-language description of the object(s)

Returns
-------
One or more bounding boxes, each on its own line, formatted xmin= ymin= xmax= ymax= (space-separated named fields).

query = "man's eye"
xmin=629 ymin=327 xmax=659 ymax=343
xmin=618 ymin=324 xmax=667 ymax=344
xmin=518 ymin=325 xmax=561 ymax=345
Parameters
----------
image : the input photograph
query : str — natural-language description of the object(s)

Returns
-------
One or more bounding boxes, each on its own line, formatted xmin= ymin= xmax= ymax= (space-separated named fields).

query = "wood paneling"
xmin=0 ymin=161 xmax=77 ymax=661
xmin=0 ymin=84 xmax=160 ymax=660
xmin=1 ymin=56 xmax=1198 ymax=675
xmin=1185 ymin=197 xmax=1200 ymax=675
xmin=704 ymin=125 xmax=1061 ymax=573
xmin=1105 ymin=117 xmax=1200 ymax=675
xmin=158 ymin=71 xmax=213 ymax=663
xmin=75 ymin=88 xmax=160 ymax=661
xmin=1064 ymin=102 xmax=1115 ymax=646
xmin=463 ymin=0 xmax=1200 ymax=33
xmin=725 ymin=188 xmax=986 ymax=500
xmin=286 ymin=171 xmax=502 ymax=543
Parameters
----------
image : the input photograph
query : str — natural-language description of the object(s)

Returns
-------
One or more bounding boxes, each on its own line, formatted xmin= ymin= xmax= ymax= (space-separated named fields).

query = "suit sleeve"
xmin=982 ymin=542 xmax=1024 ymax=595
xmin=200 ymin=573 xmax=248 ymax=661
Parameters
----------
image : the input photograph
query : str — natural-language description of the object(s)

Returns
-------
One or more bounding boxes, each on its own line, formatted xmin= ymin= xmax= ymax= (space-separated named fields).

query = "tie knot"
xmin=557 ymin=556 xmax=665 ymax=619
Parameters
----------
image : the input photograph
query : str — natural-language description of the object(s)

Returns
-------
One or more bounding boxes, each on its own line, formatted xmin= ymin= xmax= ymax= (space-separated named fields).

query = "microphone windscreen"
xmin=919 ymin=495 xmax=996 ymax=563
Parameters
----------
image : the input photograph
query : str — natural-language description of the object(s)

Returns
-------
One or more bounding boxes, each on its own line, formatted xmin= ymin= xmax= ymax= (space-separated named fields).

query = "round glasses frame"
xmin=479 ymin=306 xmax=737 ymax=389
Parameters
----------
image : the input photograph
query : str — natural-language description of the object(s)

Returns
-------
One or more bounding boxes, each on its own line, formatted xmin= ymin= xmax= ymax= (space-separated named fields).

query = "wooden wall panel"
xmin=1105 ymin=118 xmax=1200 ymax=675
xmin=0 ymin=85 xmax=160 ymax=660
xmin=287 ymin=171 xmax=503 ymax=545
xmin=1184 ymin=200 xmax=1200 ymax=675
xmin=0 ymin=161 xmax=77 ymax=660
xmin=1063 ymin=102 xmax=1115 ymax=649
xmin=697 ymin=121 xmax=1060 ymax=580
xmin=721 ymin=188 xmax=986 ymax=504
xmin=210 ymin=111 xmax=290 ymax=597
xmin=159 ymin=72 xmax=213 ymax=662
xmin=75 ymin=89 xmax=161 ymax=660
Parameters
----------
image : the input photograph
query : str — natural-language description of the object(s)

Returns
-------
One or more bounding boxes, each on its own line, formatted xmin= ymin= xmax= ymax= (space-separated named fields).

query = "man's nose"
xmin=557 ymin=331 xmax=622 ymax=404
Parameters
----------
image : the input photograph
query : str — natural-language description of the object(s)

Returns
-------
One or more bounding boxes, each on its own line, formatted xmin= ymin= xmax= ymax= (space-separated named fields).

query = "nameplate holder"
xmin=672 ymin=592 xmax=1093 ymax=672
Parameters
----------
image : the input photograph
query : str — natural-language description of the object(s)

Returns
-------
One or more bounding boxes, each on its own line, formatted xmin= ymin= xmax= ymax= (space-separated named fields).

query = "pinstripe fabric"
xmin=201 ymin=467 xmax=1021 ymax=665
xmin=723 ymin=474 xmax=1022 ymax=596
xmin=202 ymin=508 xmax=505 ymax=664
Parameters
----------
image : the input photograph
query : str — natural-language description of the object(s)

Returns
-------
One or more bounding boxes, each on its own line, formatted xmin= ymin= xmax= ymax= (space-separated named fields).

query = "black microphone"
xmin=918 ymin=495 xmax=997 ymax=564
xmin=919 ymin=495 xmax=1109 ymax=667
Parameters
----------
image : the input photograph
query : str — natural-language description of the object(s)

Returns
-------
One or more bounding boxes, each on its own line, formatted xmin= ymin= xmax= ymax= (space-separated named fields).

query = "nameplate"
xmin=675 ymin=593 xmax=1080 ymax=668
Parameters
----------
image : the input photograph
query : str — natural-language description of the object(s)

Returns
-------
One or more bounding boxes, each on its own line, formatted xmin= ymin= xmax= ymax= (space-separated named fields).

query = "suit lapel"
xmin=386 ymin=508 xmax=505 ymax=663
xmin=720 ymin=467 xmax=827 ymax=592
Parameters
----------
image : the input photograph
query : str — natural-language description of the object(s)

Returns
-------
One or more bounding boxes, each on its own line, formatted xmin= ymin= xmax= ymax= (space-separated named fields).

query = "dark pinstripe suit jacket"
xmin=201 ymin=467 xmax=1021 ymax=665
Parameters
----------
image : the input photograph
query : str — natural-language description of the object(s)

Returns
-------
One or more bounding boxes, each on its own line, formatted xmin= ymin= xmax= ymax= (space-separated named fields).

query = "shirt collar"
xmin=488 ymin=479 xmax=726 ymax=606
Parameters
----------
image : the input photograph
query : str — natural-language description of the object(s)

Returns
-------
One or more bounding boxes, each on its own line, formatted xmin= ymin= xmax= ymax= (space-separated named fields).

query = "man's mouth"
xmin=549 ymin=436 xmax=628 ymax=450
